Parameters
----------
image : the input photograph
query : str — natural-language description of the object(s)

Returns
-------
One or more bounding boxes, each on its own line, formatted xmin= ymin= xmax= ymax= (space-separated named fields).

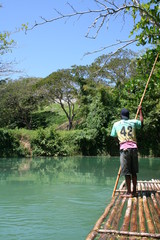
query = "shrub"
xmin=58 ymin=130 xmax=81 ymax=155
xmin=0 ymin=129 xmax=25 ymax=157
xmin=31 ymin=127 xmax=65 ymax=156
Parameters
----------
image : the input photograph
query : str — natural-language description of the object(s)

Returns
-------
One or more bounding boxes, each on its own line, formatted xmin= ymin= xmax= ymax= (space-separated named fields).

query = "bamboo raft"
xmin=86 ymin=179 xmax=160 ymax=240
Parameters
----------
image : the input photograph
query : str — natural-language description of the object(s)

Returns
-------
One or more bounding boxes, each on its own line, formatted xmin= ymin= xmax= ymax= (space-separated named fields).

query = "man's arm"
xmin=110 ymin=124 xmax=117 ymax=137
xmin=138 ymin=106 xmax=143 ymax=127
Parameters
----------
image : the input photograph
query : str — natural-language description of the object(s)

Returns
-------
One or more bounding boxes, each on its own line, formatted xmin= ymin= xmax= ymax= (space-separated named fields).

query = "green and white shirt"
xmin=110 ymin=119 xmax=141 ymax=149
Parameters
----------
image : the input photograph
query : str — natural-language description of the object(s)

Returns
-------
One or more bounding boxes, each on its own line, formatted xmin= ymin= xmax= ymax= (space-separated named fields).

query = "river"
xmin=0 ymin=156 xmax=159 ymax=240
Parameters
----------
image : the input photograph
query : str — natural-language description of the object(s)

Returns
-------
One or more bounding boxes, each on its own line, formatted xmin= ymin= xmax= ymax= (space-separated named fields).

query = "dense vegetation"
xmin=0 ymin=0 xmax=159 ymax=157
xmin=0 ymin=48 xmax=160 ymax=157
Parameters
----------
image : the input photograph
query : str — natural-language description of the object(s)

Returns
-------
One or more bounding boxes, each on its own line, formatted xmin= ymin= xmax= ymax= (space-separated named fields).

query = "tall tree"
xmin=0 ymin=77 xmax=41 ymax=129
xmin=89 ymin=49 xmax=137 ymax=87
xmin=37 ymin=69 xmax=79 ymax=130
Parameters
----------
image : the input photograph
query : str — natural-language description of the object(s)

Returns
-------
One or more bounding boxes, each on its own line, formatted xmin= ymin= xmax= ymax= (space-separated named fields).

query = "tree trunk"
xmin=68 ymin=119 xmax=73 ymax=130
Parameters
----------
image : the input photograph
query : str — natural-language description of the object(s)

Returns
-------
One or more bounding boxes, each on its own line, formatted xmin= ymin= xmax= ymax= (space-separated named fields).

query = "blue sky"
xmin=1 ymin=0 xmax=145 ymax=80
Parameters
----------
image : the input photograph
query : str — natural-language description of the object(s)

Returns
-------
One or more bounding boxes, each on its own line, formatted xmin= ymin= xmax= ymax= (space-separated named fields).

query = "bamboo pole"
xmin=97 ymin=229 xmax=160 ymax=239
xmin=137 ymin=182 xmax=142 ymax=195
xmin=138 ymin=197 xmax=146 ymax=233
xmin=110 ymin=198 xmax=126 ymax=240
xmin=135 ymin=53 xmax=159 ymax=119
xmin=151 ymin=193 xmax=160 ymax=222
xmin=112 ymin=53 xmax=159 ymax=198
xmin=137 ymin=181 xmax=147 ymax=240
xmin=120 ymin=198 xmax=132 ymax=240
xmin=143 ymin=195 xmax=155 ymax=233
xmin=155 ymin=192 xmax=160 ymax=206
xmin=104 ymin=198 xmax=121 ymax=230
xmin=98 ymin=197 xmax=124 ymax=240
xmin=155 ymin=180 xmax=160 ymax=190
xmin=149 ymin=194 xmax=160 ymax=232
xmin=148 ymin=182 xmax=152 ymax=191
xmin=112 ymin=167 xmax=121 ymax=197
xmin=141 ymin=182 xmax=145 ymax=192
xmin=119 ymin=180 xmax=126 ymax=190
xmin=98 ymin=203 xmax=119 ymax=240
xmin=86 ymin=196 xmax=117 ymax=240
xmin=116 ymin=189 xmax=157 ymax=193
xmin=153 ymin=180 xmax=160 ymax=191
xmin=130 ymin=197 xmax=138 ymax=232
xmin=145 ymin=182 xmax=148 ymax=191
xmin=151 ymin=183 xmax=156 ymax=191
xmin=138 ymin=180 xmax=160 ymax=183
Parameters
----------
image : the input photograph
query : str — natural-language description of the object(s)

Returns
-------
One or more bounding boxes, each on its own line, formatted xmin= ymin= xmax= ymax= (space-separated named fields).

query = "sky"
xmin=1 ymin=0 xmax=145 ymax=80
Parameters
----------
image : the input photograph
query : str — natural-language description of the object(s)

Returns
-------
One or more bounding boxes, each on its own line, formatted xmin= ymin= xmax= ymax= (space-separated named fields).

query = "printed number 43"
xmin=120 ymin=126 xmax=132 ymax=137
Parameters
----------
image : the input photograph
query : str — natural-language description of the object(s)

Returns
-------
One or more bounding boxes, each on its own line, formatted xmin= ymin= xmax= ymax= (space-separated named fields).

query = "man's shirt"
xmin=110 ymin=119 xmax=141 ymax=150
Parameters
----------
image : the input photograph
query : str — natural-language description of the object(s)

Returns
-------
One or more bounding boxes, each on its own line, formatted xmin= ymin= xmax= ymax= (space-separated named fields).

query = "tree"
xmin=0 ymin=31 xmax=14 ymax=55
xmin=0 ymin=27 xmax=17 ymax=78
xmin=85 ymin=88 xmax=115 ymax=131
xmin=121 ymin=48 xmax=160 ymax=112
xmin=0 ymin=32 xmax=16 ymax=79
xmin=0 ymin=77 xmax=41 ymax=129
xmin=130 ymin=0 xmax=160 ymax=46
xmin=0 ymin=4 xmax=25 ymax=79
xmin=89 ymin=49 xmax=137 ymax=87
xmin=28 ymin=0 xmax=160 ymax=53
xmin=71 ymin=64 xmax=101 ymax=119
xmin=120 ymin=48 xmax=160 ymax=155
xmin=37 ymin=69 xmax=79 ymax=130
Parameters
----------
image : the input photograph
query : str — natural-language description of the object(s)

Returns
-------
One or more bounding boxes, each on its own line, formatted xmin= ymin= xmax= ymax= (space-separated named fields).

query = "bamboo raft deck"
xmin=86 ymin=179 xmax=160 ymax=240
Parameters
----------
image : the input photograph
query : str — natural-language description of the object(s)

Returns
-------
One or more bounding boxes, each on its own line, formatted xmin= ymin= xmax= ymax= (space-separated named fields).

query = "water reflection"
xmin=138 ymin=157 xmax=160 ymax=180
xmin=0 ymin=157 xmax=121 ymax=186
xmin=0 ymin=157 xmax=160 ymax=184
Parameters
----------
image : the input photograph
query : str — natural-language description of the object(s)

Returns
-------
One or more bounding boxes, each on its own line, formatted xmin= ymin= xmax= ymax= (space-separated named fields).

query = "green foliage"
xmin=0 ymin=29 xmax=16 ymax=79
xmin=0 ymin=129 xmax=25 ymax=157
xmin=0 ymin=46 xmax=160 ymax=157
xmin=91 ymin=49 xmax=137 ymax=87
xmin=0 ymin=77 xmax=41 ymax=129
xmin=31 ymin=111 xmax=48 ymax=129
xmin=21 ymin=23 xmax=29 ymax=32
xmin=58 ymin=130 xmax=81 ymax=155
xmin=130 ymin=0 xmax=160 ymax=46
xmin=75 ymin=129 xmax=99 ymax=156
xmin=31 ymin=127 xmax=65 ymax=156
xmin=36 ymin=69 xmax=79 ymax=130
xmin=121 ymin=48 xmax=160 ymax=111
xmin=0 ymin=32 xmax=15 ymax=55
xmin=74 ymin=129 xmax=119 ymax=156
xmin=31 ymin=110 xmax=64 ymax=129
xmin=85 ymin=95 xmax=106 ymax=130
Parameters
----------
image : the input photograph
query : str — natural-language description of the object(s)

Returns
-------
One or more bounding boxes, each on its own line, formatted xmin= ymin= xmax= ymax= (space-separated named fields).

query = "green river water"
xmin=0 ymin=156 xmax=159 ymax=240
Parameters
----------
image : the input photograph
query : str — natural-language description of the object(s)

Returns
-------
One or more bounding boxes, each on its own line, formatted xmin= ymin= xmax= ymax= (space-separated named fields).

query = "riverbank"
xmin=0 ymin=127 xmax=159 ymax=158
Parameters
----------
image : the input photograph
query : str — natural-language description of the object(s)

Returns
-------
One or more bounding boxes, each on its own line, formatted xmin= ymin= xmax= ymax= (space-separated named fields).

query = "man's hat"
xmin=121 ymin=108 xmax=129 ymax=120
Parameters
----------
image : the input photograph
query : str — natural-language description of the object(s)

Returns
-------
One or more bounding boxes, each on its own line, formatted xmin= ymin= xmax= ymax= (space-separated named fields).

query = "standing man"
xmin=110 ymin=106 xmax=143 ymax=197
